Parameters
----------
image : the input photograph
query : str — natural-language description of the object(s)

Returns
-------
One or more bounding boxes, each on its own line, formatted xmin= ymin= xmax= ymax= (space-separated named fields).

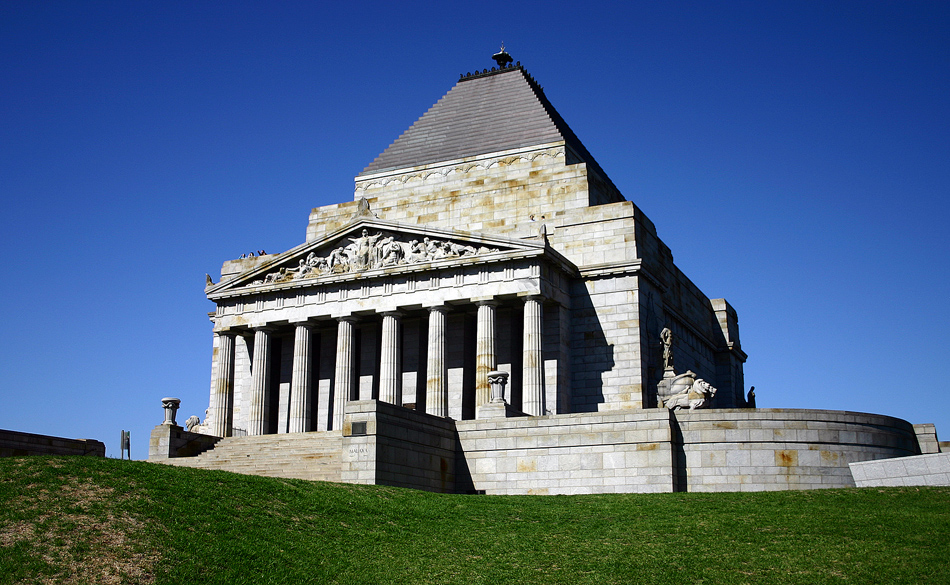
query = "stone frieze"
xmin=251 ymin=229 xmax=500 ymax=286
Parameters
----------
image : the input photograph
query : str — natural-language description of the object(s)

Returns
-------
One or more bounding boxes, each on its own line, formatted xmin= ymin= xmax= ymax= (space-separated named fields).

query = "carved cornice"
xmin=354 ymin=145 xmax=565 ymax=191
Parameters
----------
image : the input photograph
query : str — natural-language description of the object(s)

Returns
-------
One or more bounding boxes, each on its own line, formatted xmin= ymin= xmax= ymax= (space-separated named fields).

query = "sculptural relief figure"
xmin=383 ymin=238 xmax=410 ymax=266
xmin=663 ymin=374 xmax=717 ymax=410
xmin=407 ymin=239 xmax=428 ymax=262
xmin=185 ymin=415 xmax=201 ymax=432
xmin=349 ymin=229 xmax=382 ymax=270
xmin=249 ymin=229 xmax=500 ymax=286
xmin=287 ymin=259 xmax=311 ymax=278
xmin=660 ymin=327 xmax=674 ymax=371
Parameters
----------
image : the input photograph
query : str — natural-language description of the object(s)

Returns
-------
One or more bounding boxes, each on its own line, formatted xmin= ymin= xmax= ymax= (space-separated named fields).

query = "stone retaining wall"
xmin=1 ymin=429 xmax=105 ymax=458
xmin=455 ymin=410 xmax=675 ymax=495
xmin=850 ymin=452 xmax=950 ymax=487
xmin=342 ymin=400 xmax=458 ymax=492
xmin=149 ymin=425 xmax=221 ymax=460
xmin=674 ymin=409 xmax=918 ymax=492
xmin=157 ymin=404 xmax=930 ymax=495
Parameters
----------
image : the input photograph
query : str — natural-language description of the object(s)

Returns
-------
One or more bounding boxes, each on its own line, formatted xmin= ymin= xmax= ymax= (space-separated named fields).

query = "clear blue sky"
xmin=2 ymin=1 xmax=948 ymax=460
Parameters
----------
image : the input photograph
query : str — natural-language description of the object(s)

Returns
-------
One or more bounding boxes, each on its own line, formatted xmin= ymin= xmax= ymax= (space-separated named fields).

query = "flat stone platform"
xmin=151 ymin=403 xmax=928 ymax=494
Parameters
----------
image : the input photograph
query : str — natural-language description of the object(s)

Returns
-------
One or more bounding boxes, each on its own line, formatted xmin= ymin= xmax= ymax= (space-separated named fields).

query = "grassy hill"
xmin=1 ymin=457 xmax=948 ymax=584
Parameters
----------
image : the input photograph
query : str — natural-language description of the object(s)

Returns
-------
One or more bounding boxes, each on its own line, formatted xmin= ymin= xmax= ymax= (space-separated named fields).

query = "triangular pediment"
xmin=206 ymin=218 xmax=559 ymax=298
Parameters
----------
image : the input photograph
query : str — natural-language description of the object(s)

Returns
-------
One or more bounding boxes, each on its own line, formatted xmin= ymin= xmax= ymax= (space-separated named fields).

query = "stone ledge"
xmin=850 ymin=452 xmax=950 ymax=487
xmin=0 ymin=429 xmax=105 ymax=458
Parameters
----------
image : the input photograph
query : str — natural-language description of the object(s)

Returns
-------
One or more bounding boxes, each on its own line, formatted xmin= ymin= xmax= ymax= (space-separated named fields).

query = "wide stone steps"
xmin=161 ymin=431 xmax=344 ymax=482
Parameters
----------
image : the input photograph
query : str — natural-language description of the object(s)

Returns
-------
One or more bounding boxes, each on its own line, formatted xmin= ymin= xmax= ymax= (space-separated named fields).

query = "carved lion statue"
xmin=664 ymin=378 xmax=717 ymax=410
xmin=185 ymin=415 xmax=201 ymax=432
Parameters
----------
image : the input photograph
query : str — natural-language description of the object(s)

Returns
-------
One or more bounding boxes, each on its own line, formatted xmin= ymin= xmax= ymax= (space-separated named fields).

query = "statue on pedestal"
xmin=660 ymin=327 xmax=674 ymax=375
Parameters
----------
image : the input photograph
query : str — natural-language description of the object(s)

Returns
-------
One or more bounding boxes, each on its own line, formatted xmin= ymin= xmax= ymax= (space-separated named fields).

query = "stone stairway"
xmin=160 ymin=431 xmax=344 ymax=482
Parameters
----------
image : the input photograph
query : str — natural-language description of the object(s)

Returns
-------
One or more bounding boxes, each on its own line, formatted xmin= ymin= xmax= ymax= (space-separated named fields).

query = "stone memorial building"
xmin=152 ymin=52 xmax=939 ymax=494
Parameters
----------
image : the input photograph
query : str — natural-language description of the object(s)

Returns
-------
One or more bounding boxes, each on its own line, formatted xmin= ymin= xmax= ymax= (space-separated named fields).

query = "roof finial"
xmin=492 ymin=43 xmax=513 ymax=68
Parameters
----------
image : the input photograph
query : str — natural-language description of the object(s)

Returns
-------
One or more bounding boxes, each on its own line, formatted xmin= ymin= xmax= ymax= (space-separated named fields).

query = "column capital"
xmin=380 ymin=310 xmax=402 ymax=319
xmin=336 ymin=315 xmax=359 ymax=324
xmin=250 ymin=324 xmax=275 ymax=333
xmin=474 ymin=298 xmax=500 ymax=307
xmin=426 ymin=304 xmax=450 ymax=314
xmin=523 ymin=294 xmax=545 ymax=303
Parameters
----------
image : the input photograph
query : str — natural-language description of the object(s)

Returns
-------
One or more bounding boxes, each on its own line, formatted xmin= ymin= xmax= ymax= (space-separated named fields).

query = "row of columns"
xmin=209 ymin=296 xmax=547 ymax=437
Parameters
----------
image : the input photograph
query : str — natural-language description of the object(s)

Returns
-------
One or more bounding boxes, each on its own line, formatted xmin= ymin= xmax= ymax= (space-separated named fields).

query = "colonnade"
xmin=208 ymin=296 xmax=547 ymax=437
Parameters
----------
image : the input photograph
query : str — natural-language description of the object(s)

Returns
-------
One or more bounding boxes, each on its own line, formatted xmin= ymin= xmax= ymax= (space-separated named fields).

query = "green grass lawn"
xmin=1 ymin=456 xmax=948 ymax=584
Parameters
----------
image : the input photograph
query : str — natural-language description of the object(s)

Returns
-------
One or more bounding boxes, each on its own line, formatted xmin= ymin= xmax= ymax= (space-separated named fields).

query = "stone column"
xmin=209 ymin=332 xmax=235 ymax=437
xmin=248 ymin=327 xmax=272 ymax=436
xmin=425 ymin=305 xmax=448 ymax=417
xmin=475 ymin=300 xmax=498 ymax=408
xmin=332 ymin=317 xmax=357 ymax=431
xmin=522 ymin=295 xmax=545 ymax=416
xmin=288 ymin=323 xmax=313 ymax=433
xmin=379 ymin=311 xmax=402 ymax=406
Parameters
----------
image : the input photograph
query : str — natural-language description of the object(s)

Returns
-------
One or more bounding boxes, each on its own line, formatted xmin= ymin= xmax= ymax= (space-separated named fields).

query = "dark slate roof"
xmin=360 ymin=65 xmax=609 ymax=180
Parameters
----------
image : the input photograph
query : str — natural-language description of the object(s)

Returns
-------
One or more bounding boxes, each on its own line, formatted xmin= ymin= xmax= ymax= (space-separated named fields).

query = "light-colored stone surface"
xmin=456 ymin=409 xmax=676 ymax=495
xmin=425 ymin=305 xmax=448 ymax=417
xmin=247 ymin=328 xmax=271 ymax=436
xmin=288 ymin=324 xmax=313 ymax=433
xmin=149 ymin=424 xmax=220 ymax=460
xmin=674 ymin=409 xmax=918 ymax=492
xmin=161 ymin=59 xmax=945 ymax=496
xmin=913 ymin=423 xmax=940 ymax=454
xmin=155 ymin=403 xmax=926 ymax=494
xmin=341 ymin=400 xmax=456 ymax=492
xmin=158 ymin=430 xmax=341 ymax=482
xmin=850 ymin=452 xmax=950 ymax=487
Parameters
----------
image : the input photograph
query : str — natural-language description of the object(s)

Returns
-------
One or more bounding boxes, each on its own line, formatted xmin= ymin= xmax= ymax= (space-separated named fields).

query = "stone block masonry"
xmin=155 ymin=402 xmax=932 ymax=494
xmin=149 ymin=425 xmax=221 ymax=460
xmin=850 ymin=452 xmax=950 ymax=487
xmin=456 ymin=409 xmax=675 ymax=495
xmin=1 ymin=429 xmax=105 ymax=458
xmin=674 ymin=409 xmax=918 ymax=492
xmin=168 ymin=56 xmax=941 ymax=495
xmin=341 ymin=400 xmax=458 ymax=493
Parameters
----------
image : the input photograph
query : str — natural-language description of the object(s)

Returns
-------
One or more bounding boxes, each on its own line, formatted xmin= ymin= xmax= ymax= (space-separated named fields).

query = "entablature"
xmin=206 ymin=218 xmax=577 ymax=332
xmin=207 ymin=217 xmax=577 ymax=300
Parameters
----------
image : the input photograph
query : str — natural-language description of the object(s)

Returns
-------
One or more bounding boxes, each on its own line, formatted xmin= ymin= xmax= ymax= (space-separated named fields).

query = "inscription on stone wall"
xmin=345 ymin=444 xmax=371 ymax=461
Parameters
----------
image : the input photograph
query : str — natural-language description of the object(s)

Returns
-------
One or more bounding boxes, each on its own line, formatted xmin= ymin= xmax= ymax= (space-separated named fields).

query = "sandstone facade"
xmin=150 ymin=55 xmax=935 ymax=493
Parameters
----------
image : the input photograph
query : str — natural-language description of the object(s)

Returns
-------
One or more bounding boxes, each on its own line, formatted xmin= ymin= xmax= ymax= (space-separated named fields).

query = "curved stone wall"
xmin=159 ymin=404 xmax=924 ymax=494
xmin=674 ymin=408 xmax=919 ymax=492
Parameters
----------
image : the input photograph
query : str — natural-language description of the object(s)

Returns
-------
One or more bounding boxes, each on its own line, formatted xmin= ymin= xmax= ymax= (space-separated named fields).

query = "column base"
xmin=476 ymin=401 xmax=528 ymax=420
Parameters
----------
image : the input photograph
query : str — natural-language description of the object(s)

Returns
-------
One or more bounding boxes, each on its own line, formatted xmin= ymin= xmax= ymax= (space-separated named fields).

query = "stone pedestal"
xmin=476 ymin=401 xmax=527 ymax=419
xmin=657 ymin=370 xmax=696 ymax=407
xmin=161 ymin=397 xmax=181 ymax=426
xmin=149 ymin=424 xmax=221 ymax=460
xmin=477 ymin=370 xmax=525 ymax=418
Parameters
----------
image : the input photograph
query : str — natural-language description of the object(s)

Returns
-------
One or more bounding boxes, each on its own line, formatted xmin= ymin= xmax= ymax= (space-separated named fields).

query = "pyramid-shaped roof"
xmin=360 ymin=64 xmax=609 ymax=180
